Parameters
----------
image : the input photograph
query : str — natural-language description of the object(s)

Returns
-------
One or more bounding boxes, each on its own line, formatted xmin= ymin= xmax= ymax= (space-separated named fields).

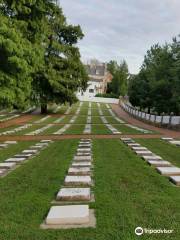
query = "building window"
xmin=89 ymin=89 xmax=94 ymax=93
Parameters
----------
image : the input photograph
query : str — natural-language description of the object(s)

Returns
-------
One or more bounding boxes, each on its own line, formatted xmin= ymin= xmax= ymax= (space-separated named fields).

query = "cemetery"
xmin=0 ymin=101 xmax=179 ymax=239
xmin=0 ymin=0 xmax=180 ymax=239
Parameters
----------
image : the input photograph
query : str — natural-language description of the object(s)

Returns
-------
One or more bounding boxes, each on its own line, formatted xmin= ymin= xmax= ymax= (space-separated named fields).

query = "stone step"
xmin=156 ymin=167 xmax=180 ymax=176
xmin=147 ymin=160 xmax=172 ymax=167
xmin=45 ymin=205 xmax=90 ymax=225
xmin=68 ymin=167 xmax=91 ymax=176
xmin=56 ymin=188 xmax=91 ymax=201
xmin=74 ymin=156 xmax=92 ymax=161
xmin=72 ymin=162 xmax=91 ymax=167
xmin=64 ymin=176 xmax=92 ymax=186
xmin=0 ymin=162 xmax=16 ymax=169
xmin=169 ymin=176 xmax=180 ymax=186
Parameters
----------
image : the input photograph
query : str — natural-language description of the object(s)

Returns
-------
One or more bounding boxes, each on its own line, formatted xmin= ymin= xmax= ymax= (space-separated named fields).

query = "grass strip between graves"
xmin=0 ymin=139 xmax=179 ymax=239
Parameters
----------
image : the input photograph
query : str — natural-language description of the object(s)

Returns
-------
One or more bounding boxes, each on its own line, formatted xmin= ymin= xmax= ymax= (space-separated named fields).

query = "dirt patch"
xmin=0 ymin=115 xmax=33 ymax=129
xmin=0 ymin=134 xmax=163 ymax=141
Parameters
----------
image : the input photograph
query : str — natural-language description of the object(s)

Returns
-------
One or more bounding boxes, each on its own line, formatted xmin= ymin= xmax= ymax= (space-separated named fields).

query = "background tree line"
xmin=0 ymin=0 xmax=88 ymax=113
xmin=128 ymin=36 xmax=180 ymax=115
xmin=106 ymin=60 xmax=129 ymax=98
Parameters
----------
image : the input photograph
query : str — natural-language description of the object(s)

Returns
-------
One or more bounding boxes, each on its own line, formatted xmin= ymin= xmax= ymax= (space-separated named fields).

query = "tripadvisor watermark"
xmin=135 ymin=226 xmax=174 ymax=236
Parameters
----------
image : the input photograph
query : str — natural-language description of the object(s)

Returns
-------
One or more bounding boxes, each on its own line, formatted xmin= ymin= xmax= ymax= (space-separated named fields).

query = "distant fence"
xmin=77 ymin=96 xmax=119 ymax=104
xmin=121 ymin=101 xmax=180 ymax=128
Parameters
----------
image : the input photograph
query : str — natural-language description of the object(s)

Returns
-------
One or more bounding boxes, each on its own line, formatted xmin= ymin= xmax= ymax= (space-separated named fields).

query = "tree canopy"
xmin=128 ymin=37 xmax=180 ymax=115
xmin=107 ymin=60 xmax=129 ymax=97
xmin=0 ymin=0 xmax=88 ymax=112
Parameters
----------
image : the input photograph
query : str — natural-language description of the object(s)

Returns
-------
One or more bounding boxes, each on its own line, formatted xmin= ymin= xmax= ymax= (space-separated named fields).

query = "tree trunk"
xmin=41 ymin=103 xmax=47 ymax=114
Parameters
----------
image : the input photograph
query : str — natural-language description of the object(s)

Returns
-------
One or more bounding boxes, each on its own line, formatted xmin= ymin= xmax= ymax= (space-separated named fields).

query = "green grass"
xmin=136 ymin=138 xmax=180 ymax=168
xmin=91 ymin=124 xmax=111 ymax=134
xmin=42 ymin=124 xmax=65 ymax=135
xmin=0 ymin=125 xmax=17 ymax=133
xmin=64 ymin=124 xmax=85 ymax=134
xmin=0 ymin=139 xmax=179 ymax=239
xmin=91 ymin=116 xmax=103 ymax=124
xmin=101 ymin=109 xmax=111 ymax=116
xmin=91 ymin=108 xmax=100 ymax=116
xmin=0 ymin=141 xmax=36 ymax=163
xmin=74 ymin=116 xmax=87 ymax=124
xmin=13 ymin=124 xmax=43 ymax=135
xmin=111 ymin=124 xmax=143 ymax=134
xmin=105 ymin=116 xmax=125 ymax=124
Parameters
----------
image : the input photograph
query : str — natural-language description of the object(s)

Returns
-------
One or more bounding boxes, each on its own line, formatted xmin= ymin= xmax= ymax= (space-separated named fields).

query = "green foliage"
xmin=107 ymin=60 xmax=129 ymax=97
xmin=0 ymin=15 xmax=37 ymax=109
xmin=128 ymin=38 xmax=180 ymax=115
xmin=0 ymin=0 xmax=88 ymax=112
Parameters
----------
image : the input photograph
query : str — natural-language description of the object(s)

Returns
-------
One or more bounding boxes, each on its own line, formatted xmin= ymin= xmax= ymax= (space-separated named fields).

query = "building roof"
xmin=85 ymin=63 xmax=106 ymax=76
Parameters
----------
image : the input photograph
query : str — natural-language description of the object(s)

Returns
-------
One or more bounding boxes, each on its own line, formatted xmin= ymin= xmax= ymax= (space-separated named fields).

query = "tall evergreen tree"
xmin=0 ymin=0 xmax=88 ymax=112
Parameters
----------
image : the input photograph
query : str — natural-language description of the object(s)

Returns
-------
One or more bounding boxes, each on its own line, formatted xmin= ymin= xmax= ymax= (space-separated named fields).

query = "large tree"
xmin=128 ymin=39 xmax=180 ymax=115
xmin=0 ymin=0 xmax=88 ymax=113
xmin=107 ymin=60 xmax=129 ymax=97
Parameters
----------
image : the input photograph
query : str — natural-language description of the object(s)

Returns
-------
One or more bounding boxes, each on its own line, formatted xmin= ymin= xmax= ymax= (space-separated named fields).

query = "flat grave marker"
xmin=56 ymin=188 xmax=91 ymax=201
xmin=68 ymin=167 xmax=91 ymax=175
xmin=64 ymin=176 xmax=92 ymax=186
xmin=156 ymin=167 xmax=180 ymax=176
xmin=45 ymin=205 xmax=89 ymax=225
xmin=0 ymin=162 xmax=16 ymax=169
xmin=169 ymin=176 xmax=180 ymax=186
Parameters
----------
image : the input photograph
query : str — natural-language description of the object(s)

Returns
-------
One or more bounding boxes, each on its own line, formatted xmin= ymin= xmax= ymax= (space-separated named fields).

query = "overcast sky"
xmin=59 ymin=0 xmax=180 ymax=74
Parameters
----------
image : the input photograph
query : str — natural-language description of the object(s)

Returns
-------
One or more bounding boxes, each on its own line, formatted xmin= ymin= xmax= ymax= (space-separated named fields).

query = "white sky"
xmin=60 ymin=0 xmax=180 ymax=74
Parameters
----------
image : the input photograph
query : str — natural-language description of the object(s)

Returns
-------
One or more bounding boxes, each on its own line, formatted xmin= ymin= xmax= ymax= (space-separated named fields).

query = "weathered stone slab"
xmin=79 ymin=141 xmax=91 ymax=145
xmin=4 ymin=141 xmax=17 ymax=144
xmin=0 ymin=168 xmax=7 ymax=176
xmin=161 ymin=137 xmax=173 ymax=141
xmin=36 ymin=143 xmax=49 ymax=146
xmin=0 ymin=162 xmax=16 ymax=169
xmin=76 ymin=152 xmax=91 ymax=156
xmin=0 ymin=144 xmax=8 ymax=148
xmin=169 ymin=176 xmax=180 ymax=186
xmin=45 ymin=205 xmax=89 ymax=225
xmin=156 ymin=167 xmax=180 ymax=176
xmin=64 ymin=176 xmax=91 ymax=186
xmin=41 ymin=140 xmax=52 ymax=143
xmin=68 ymin=167 xmax=91 ymax=175
xmin=74 ymin=156 xmax=92 ymax=161
xmin=72 ymin=162 xmax=91 ymax=167
xmin=77 ymin=148 xmax=91 ymax=152
xmin=56 ymin=188 xmax=90 ymax=201
xmin=135 ymin=150 xmax=153 ymax=156
xmin=132 ymin=147 xmax=147 ymax=151
xmin=30 ymin=145 xmax=44 ymax=149
xmin=5 ymin=157 xmax=26 ymax=163
xmin=78 ymin=144 xmax=91 ymax=148
xmin=22 ymin=149 xmax=38 ymax=154
xmin=142 ymin=155 xmax=162 ymax=161
xmin=121 ymin=138 xmax=132 ymax=141
xmin=148 ymin=160 xmax=172 ymax=167
xmin=169 ymin=140 xmax=180 ymax=146
xmin=127 ymin=143 xmax=141 ymax=147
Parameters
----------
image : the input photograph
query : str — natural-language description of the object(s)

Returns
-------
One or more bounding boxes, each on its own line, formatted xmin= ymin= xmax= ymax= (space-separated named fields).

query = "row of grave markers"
xmin=162 ymin=137 xmax=180 ymax=147
xmin=98 ymin=104 xmax=121 ymax=134
xmin=0 ymin=114 xmax=20 ymax=123
xmin=121 ymin=138 xmax=180 ymax=186
xmin=0 ymin=140 xmax=53 ymax=177
xmin=41 ymin=138 xmax=96 ymax=229
xmin=0 ymin=140 xmax=17 ymax=149
xmin=0 ymin=102 xmax=152 ymax=136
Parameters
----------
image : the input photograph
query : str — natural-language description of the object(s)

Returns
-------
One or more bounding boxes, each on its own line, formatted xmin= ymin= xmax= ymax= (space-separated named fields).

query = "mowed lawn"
xmin=0 ymin=139 xmax=179 ymax=239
